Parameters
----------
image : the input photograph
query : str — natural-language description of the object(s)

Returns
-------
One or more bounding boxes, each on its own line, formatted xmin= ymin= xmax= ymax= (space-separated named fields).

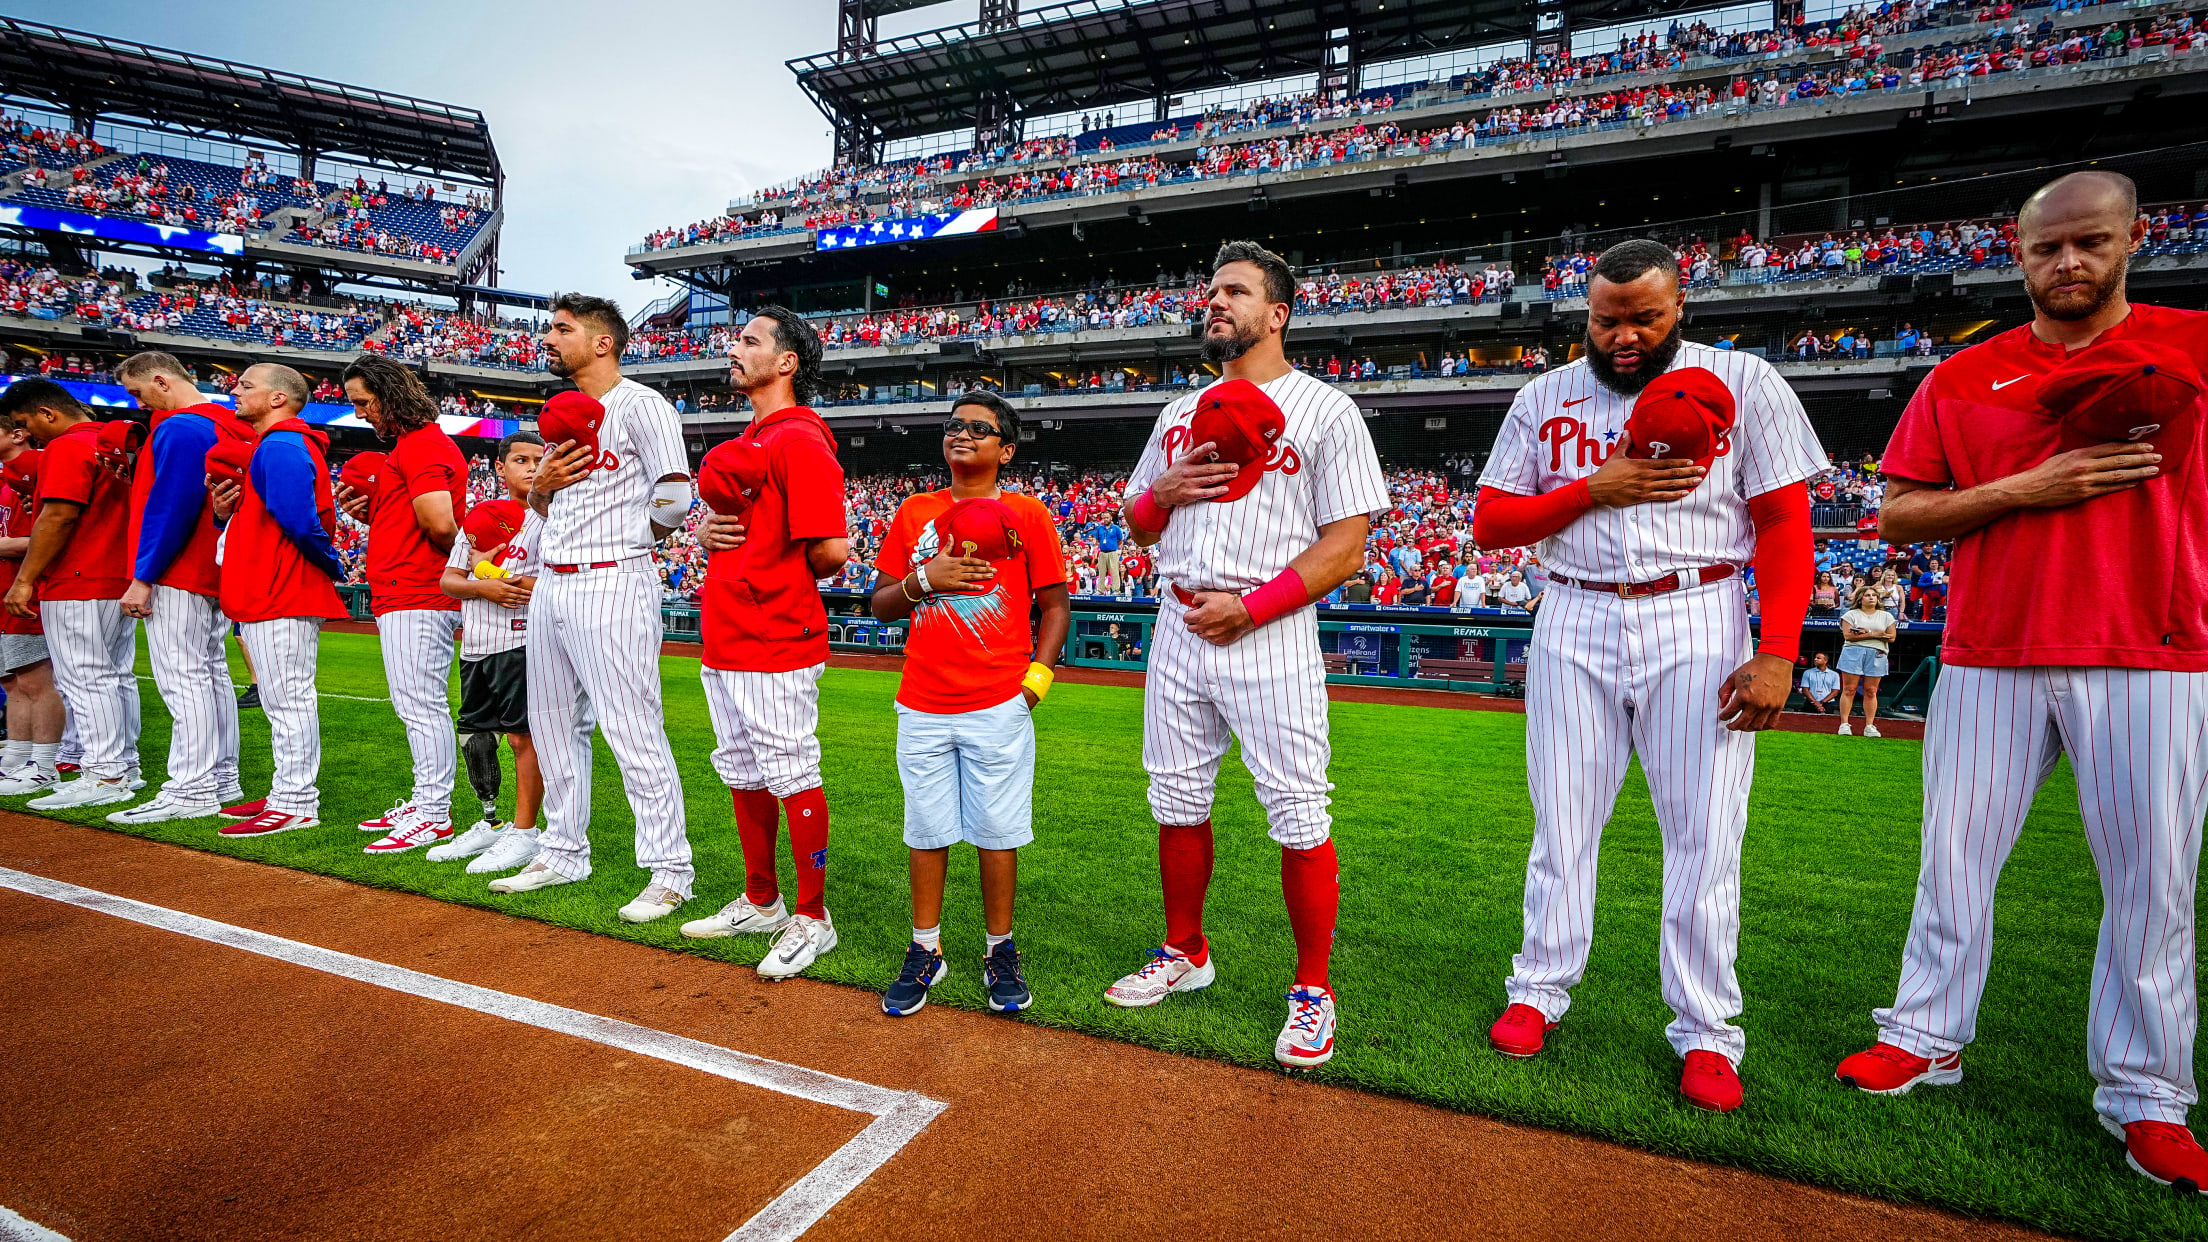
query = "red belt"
xmin=548 ymin=561 xmax=620 ymax=575
xmin=1551 ymin=565 xmax=1736 ymax=598
xmin=1169 ymin=583 xmax=1220 ymax=607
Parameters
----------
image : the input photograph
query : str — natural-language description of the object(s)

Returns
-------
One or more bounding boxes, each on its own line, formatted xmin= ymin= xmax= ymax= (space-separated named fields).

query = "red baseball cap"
xmin=698 ymin=438 xmax=768 ymax=516
xmin=463 ymin=498 xmax=526 ymax=551
xmin=339 ymin=450 xmax=385 ymax=498
xmin=1186 ymin=378 xmax=1286 ymax=503
xmin=2 ymin=448 xmax=39 ymax=498
xmin=1625 ymin=366 xmax=1736 ymax=471
xmin=205 ymin=439 xmax=255 ymax=486
xmin=96 ymin=419 xmax=147 ymax=462
xmin=539 ymin=390 xmax=606 ymax=460
xmin=932 ymin=497 xmax=1025 ymax=572
xmin=2040 ymin=338 xmax=2203 ymax=471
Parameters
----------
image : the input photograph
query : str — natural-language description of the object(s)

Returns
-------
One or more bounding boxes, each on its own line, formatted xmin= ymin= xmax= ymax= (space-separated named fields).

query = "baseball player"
xmin=866 ymin=390 xmax=1070 ymax=1016
xmin=337 ymin=355 xmax=464 ymax=855
xmin=110 ymin=350 xmax=253 ymax=822
xmin=1107 ymin=241 xmax=1389 ymax=1071
xmin=1836 ymin=171 xmax=2208 ymax=1191
xmin=427 ymin=431 xmax=546 ymax=871
xmin=489 ymin=293 xmax=697 ymax=924
xmin=0 ymin=379 xmax=147 ymax=809
xmin=1475 ymin=238 xmax=1822 ymax=1113
xmin=0 ymin=430 xmax=67 ymax=795
xmin=205 ymin=364 xmax=349 ymax=836
xmin=675 ymin=307 xmax=850 ymax=982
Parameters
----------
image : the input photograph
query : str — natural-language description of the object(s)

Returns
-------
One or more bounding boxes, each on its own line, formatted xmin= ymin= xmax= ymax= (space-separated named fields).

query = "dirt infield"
xmin=0 ymin=814 xmax=2028 ymax=1241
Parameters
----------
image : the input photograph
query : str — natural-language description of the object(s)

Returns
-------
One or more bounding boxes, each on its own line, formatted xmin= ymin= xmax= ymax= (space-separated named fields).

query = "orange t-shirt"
xmin=874 ymin=490 xmax=1066 ymax=714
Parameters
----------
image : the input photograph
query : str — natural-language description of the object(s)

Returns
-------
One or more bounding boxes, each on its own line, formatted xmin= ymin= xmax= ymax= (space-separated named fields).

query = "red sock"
xmin=732 ymin=787 xmax=782 ymax=907
xmin=782 ymin=786 xmax=830 ymax=919
xmin=1280 ymin=840 xmax=1340 ymax=990
xmin=1158 ymin=820 xmax=1214 ymax=963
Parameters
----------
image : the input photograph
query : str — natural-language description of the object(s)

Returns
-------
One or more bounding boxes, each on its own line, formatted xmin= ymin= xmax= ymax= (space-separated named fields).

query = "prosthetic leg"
xmin=461 ymin=730 xmax=504 ymax=831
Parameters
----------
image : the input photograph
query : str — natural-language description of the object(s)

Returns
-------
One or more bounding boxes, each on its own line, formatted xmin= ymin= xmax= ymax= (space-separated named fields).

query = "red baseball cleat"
xmin=55 ymin=762 xmax=79 ymax=774
xmin=1836 ymin=1043 xmax=1963 ymax=1095
xmin=1681 ymin=1050 xmax=1743 ymax=1112
xmin=2104 ymin=1116 xmax=2208 ymax=1195
xmin=219 ymin=797 xmax=267 ymax=820
xmin=1489 ymin=1003 xmax=1558 ymax=1058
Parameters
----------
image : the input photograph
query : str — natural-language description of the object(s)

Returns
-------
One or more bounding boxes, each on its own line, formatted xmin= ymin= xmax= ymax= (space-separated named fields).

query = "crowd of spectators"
xmin=0 ymin=111 xmax=103 ymax=172
xmin=363 ymin=304 xmax=541 ymax=369
xmin=50 ymin=154 xmax=272 ymax=234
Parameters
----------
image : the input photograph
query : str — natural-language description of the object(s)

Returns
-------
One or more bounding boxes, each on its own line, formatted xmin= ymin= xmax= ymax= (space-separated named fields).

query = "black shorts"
xmin=458 ymin=648 xmax=529 ymax=735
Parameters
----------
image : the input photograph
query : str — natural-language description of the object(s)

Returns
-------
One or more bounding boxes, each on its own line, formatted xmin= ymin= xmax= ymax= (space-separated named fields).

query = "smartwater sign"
xmin=0 ymin=204 xmax=248 ymax=258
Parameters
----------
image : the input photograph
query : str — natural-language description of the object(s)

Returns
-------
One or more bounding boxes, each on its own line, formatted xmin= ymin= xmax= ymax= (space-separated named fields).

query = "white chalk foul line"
xmin=131 ymin=671 xmax=388 ymax=702
xmin=0 ymin=867 xmax=946 ymax=1242
xmin=0 ymin=1205 xmax=70 ymax=1242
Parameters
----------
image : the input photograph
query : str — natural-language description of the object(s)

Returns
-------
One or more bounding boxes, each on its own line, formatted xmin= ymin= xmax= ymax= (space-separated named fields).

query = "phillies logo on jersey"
xmin=591 ymin=449 xmax=622 ymax=472
xmin=1162 ymin=423 xmax=1303 ymax=479
xmin=1539 ymin=415 xmax=1620 ymax=472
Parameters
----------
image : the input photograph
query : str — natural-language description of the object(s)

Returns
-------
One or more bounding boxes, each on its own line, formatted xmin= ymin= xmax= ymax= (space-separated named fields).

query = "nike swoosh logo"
xmin=1991 ymin=375 xmax=2032 ymax=390
xmin=1562 ymin=396 xmax=1594 ymax=407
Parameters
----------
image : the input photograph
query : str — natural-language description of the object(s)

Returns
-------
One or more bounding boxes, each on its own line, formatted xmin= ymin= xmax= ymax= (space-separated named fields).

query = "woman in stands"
xmin=1836 ymin=585 xmax=1897 ymax=739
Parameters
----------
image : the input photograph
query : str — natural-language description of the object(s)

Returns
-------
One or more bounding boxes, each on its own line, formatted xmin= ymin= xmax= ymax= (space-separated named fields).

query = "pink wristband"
xmin=1127 ymin=486 xmax=1171 ymax=533
xmin=1240 ymin=567 xmax=1310 ymax=628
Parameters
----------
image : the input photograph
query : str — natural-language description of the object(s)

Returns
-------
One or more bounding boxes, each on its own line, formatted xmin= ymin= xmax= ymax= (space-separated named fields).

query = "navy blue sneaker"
xmin=882 ymin=941 xmax=946 ymax=1016
xmin=984 ymin=938 xmax=1032 ymax=1013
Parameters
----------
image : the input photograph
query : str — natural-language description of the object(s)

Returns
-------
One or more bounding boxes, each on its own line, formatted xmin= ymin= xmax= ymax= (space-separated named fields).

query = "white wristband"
xmin=916 ymin=560 xmax=938 ymax=594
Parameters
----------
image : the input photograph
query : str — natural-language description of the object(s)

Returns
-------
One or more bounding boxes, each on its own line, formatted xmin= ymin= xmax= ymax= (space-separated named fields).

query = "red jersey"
xmin=1881 ymin=303 xmax=2208 ymax=670
xmin=367 ymin=423 xmax=465 ymax=616
xmin=703 ymin=406 xmax=847 ymax=673
xmin=35 ymin=420 xmax=130 ymax=601
xmin=0 ymin=450 xmax=39 ymax=635
xmin=873 ymin=491 xmax=1066 ymax=714
xmin=127 ymin=402 xmax=254 ymax=598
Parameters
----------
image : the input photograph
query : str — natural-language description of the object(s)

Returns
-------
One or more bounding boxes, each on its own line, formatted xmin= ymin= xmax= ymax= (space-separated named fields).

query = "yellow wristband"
xmin=1021 ymin=662 xmax=1055 ymax=702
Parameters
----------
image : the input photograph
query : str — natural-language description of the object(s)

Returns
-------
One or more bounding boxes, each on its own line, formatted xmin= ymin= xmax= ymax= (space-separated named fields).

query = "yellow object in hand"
xmin=474 ymin=561 xmax=509 ymax=580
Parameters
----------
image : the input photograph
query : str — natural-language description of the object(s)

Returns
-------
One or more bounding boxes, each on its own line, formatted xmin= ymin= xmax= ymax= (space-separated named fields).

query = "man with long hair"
xmin=337 ymin=354 xmax=464 ymax=854
xmin=489 ymin=293 xmax=698 ymax=924
xmin=677 ymin=307 xmax=851 ymax=980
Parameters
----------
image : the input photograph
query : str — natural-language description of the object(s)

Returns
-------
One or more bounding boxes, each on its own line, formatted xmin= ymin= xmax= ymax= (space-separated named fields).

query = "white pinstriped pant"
xmin=527 ymin=565 xmax=694 ymax=897
xmin=239 ymin=617 xmax=324 ymax=814
xmin=375 ymin=608 xmax=456 ymax=820
xmin=1878 ymin=664 xmax=2207 ymax=1125
xmin=146 ymin=585 xmax=239 ymax=801
xmin=1508 ymin=577 xmax=1757 ymax=1063
xmin=43 ymin=599 xmax=141 ymax=782
xmin=1142 ymin=593 xmax=1332 ymax=849
xmin=702 ymin=664 xmax=824 ymax=798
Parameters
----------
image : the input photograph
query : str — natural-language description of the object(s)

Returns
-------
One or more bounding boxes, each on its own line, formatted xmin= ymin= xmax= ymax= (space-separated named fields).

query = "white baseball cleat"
xmin=29 ymin=777 xmax=135 ymax=810
xmin=357 ymin=798 xmax=410 ymax=832
xmin=364 ymin=815 xmax=453 ymax=855
xmin=107 ymin=793 xmax=223 ymax=824
xmin=680 ymin=896 xmax=792 ymax=939
xmin=757 ymin=912 xmax=837 ymax=980
xmin=1104 ymin=946 xmax=1217 ymax=1008
xmin=1274 ymin=986 xmax=1339 ymax=1070
xmin=617 ymin=883 xmax=687 ymax=924
xmin=466 ymin=827 xmax=540 ymax=874
xmin=0 ymin=768 xmax=59 ymax=797
xmin=488 ymin=860 xmax=575 ymax=895
xmin=426 ymin=820 xmax=507 ymax=862
xmin=219 ymin=809 xmax=321 ymax=837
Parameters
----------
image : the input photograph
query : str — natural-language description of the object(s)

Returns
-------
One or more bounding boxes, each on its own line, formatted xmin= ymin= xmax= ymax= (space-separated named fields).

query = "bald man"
xmin=1836 ymin=171 xmax=2208 ymax=1193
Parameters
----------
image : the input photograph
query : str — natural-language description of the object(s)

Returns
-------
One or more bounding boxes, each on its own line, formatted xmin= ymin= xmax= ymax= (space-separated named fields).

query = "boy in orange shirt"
xmin=869 ymin=391 xmax=1069 ymax=1015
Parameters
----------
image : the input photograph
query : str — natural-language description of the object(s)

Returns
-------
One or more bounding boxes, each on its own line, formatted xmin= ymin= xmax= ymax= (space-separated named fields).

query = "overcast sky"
xmin=20 ymin=0 xmax=989 ymax=313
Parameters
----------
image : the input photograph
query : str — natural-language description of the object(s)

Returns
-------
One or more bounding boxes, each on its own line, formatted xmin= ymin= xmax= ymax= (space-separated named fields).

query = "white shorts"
xmin=895 ymin=693 xmax=1036 ymax=851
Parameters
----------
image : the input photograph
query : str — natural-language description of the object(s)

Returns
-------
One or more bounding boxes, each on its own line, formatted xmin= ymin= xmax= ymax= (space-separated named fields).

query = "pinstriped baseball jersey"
xmin=1479 ymin=342 xmax=1827 ymax=579
xmin=447 ymin=511 xmax=541 ymax=661
xmin=1125 ymin=367 xmax=1390 ymax=591
xmin=538 ymin=379 xmax=689 ymax=565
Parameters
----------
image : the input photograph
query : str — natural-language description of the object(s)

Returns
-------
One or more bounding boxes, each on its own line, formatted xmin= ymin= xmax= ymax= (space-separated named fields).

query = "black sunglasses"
xmin=943 ymin=417 xmax=1004 ymax=440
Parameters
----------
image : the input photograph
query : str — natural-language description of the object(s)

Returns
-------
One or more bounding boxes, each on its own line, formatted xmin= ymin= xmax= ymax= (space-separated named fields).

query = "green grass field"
xmin=24 ymin=631 xmax=2204 ymax=1239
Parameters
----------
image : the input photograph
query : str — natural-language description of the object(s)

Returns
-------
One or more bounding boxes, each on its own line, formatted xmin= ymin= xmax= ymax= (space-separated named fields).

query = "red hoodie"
xmin=219 ymin=419 xmax=349 ymax=624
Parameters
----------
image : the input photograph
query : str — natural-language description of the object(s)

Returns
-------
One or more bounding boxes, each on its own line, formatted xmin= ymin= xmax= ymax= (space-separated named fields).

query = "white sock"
xmin=913 ymin=924 xmax=941 ymax=951
xmin=2 ymin=739 xmax=28 ymax=771
xmin=30 ymin=742 xmax=57 ymax=776
xmin=986 ymin=929 xmax=1014 ymax=952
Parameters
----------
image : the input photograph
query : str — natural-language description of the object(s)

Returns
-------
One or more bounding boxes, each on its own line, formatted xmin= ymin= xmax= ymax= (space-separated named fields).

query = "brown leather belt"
xmin=1550 ymin=564 xmax=1736 ymax=598
xmin=547 ymin=561 xmax=620 ymax=575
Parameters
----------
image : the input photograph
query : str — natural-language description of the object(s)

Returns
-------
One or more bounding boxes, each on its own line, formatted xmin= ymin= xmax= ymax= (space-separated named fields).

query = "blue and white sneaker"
xmin=882 ymin=942 xmax=947 ymax=1016
xmin=984 ymin=938 xmax=1032 ymax=1013
xmin=1274 ymin=986 xmax=1337 ymax=1070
